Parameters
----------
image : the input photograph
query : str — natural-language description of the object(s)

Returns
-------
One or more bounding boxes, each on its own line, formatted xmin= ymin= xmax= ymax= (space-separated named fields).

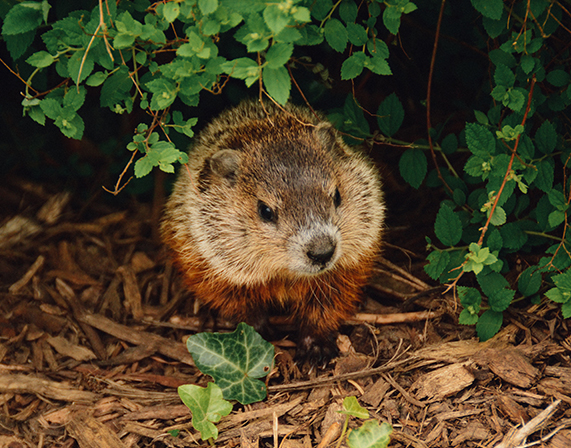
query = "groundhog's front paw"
xmin=295 ymin=334 xmax=339 ymax=366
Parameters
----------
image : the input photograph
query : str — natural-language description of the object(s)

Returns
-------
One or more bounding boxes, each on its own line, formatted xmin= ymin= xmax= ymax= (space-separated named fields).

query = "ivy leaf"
xmin=377 ymin=93 xmax=404 ymax=137
xmin=340 ymin=396 xmax=369 ymax=419
xmin=347 ymin=420 xmax=393 ymax=448
xmin=399 ymin=148 xmax=427 ymax=189
xmin=324 ymin=19 xmax=348 ymax=52
xmin=263 ymin=65 xmax=291 ymax=105
xmin=434 ymin=203 xmax=462 ymax=247
xmin=186 ymin=323 xmax=275 ymax=405
xmin=178 ymin=382 xmax=232 ymax=441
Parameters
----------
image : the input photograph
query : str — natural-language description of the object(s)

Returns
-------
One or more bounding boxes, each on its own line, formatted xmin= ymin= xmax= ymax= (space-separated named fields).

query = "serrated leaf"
xmin=263 ymin=65 xmax=291 ymax=105
xmin=441 ymin=133 xmax=458 ymax=155
xmin=5 ymin=31 xmax=36 ymax=60
xmin=518 ymin=267 xmax=542 ymax=297
xmin=424 ymin=250 xmax=450 ymax=280
xmin=520 ymin=54 xmax=535 ymax=74
xmin=494 ymin=64 xmax=515 ymax=87
xmin=476 ymin=310 xmax=503 ymax=341
xmin=377 ymin=93 xmax=404 ymax=137
xmin=399 ymin=148 xmax=427 ymax=189
xmin=364 ymin=53 xmax=391 ymax=75
xmin=534 ymin=159 xmax=554 ymax=193
xmin=2 ymin=1 xmax=46 ymax=36
xmin=100 ymin=67 xmax=132 ymax=109
xmin=347 ymin=420 xmax=392 ymax=448
xmin=465 ymin=123 xmax=495 ymax=157
xmin=178 ymin=382 xmax=232 ymax=441
xmin=346 ymin=23 xmax=368 ymax=45
xmin=488 ymin=206 xmax=506 ymax=226
xmin=222 ymin=57 xmax=259 ymax=80
xmin=186 ymin=323 xmax=275 ymax=405
xmin=499 ymin=221 xmax=528 ymax=250
xmin=264 ymin=4 xmax=288 ymax=34
xmin=26 ymin=51 xmax=54 ymax=68
xmin=341 ymin=52 xmax=366 ymax=80
xmin=163 ymin=1 xmax=180 ymax=22
xmin=535 ymin=120 xmax=557 ymax=154
xmin=63 ymin=86 xmax=86 ymax=112
xmin=341 ymin=396 xmax=369 ymax=419
xmin=339 ymin=0 xmax=358 ymax=24
xmin=199 ymin=0 xmax=218 ymax=16
xmin=147 ymin=78 xmax=178 ymax=111
xmin=67 ymin=50 xmax=94 ymax=84
xmin=471 ymin=0 xmax=503 ymax=20
xmin=548 ymin=210 xmax=566 ymax=228
xmin=546 ymin=69 xmax=570 ymax=87
xmin=134 ymin=155 xmax=154 ymax=177
xmin=324 ymin=19 xmax=348 ymax=52
xmin=86 ymin=71 xmax=109 ymax=87
xmin=435 ymin=203 xmax=462 ymax=247
xmin=265 ymin=42 xmax=293 ymax=69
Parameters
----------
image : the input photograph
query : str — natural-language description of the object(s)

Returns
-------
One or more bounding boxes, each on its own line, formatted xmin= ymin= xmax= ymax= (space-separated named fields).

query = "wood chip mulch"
xmin=1 ymin=180 xmax=571 ymax=448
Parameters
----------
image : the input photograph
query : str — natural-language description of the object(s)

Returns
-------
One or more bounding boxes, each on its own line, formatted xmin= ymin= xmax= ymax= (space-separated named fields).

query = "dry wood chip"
xmin=411 ymin=363 xmax=475 ymax=400
xmin=497 ymin=394 xmax=530 ymax=424
xmin=538 ymin=377 xmax=571 ymax=397
xmin=9 ymin=254 xmax=45 ymax=294
xmin=0 ymin=436 xmax=31 ymax=448
xmin=361 ymin=377 xmax=390 ymax=407
xmin=450 ymin=421 xmax=489 ymax=445
xmin=121 ymin=404 xmax=190 ymax=421
xmin=117 ymin=265 xmax=144 ymax=320
xmin=320 ymin=401 xmax=344 ymax=440
xmin=0 ymin=373 xmax=96 ymax=402
xmin=549 ymin=430 xmax=571 ymax=448
xmin=130 ymin=252 xmax=155 ymax=273
xmin=334 ymin=354 xmax=370 ymax=375
xmin=46 ymin=335 xmax=97 ymax=362
xmin=67 ymin=411 xmax=126 ymax=448
xmin=477 ymin=348 xmax=539 ymax=388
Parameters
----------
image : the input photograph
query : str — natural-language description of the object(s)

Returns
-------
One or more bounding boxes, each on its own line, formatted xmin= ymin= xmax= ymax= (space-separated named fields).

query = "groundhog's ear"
xmin=209 ymin=149 xmax=241 ymax=182
xmin=313 ymin=122 xmax=350 ymax=156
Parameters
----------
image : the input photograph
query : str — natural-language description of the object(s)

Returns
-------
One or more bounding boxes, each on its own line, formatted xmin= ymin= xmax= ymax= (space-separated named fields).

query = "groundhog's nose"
xmin=306 ymin=237 xmax=336 ymax=266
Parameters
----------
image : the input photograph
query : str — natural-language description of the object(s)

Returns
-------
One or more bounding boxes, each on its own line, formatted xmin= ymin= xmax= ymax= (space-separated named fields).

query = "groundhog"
xmin=161 ymin=100 xmax=385 ymax=363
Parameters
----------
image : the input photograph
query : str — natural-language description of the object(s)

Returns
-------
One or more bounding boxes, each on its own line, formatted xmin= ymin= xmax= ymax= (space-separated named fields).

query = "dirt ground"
xmin=1 ymin=177 xmax=570 ymax=448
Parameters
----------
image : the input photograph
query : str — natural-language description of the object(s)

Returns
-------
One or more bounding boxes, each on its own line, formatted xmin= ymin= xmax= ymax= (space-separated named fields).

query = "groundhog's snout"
xmin=305 ymin=234 xmax=337 ymax=268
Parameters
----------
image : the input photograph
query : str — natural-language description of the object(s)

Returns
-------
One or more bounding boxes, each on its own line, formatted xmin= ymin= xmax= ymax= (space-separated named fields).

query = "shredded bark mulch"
xmin=1 ymin=179 xmax=570 ymax=448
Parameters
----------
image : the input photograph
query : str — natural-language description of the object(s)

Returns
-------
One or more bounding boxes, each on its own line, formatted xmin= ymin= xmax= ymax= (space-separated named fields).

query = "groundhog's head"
xmin=180 ymin=112 xmax=384 ymax=287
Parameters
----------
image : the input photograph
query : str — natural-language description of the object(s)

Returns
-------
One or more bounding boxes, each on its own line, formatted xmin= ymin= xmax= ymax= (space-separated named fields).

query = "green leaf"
xmin=67 ymin=50 xmax=95 ymax=84
xmin=520 ymin=54 xmax=536 ymax=74
xmin=265 ymin=42 xmax=293 ymax=69
xmin=100 ymin=66 xmax=132 ymax=109
xmin=341 ymin=396 xmax=369 ymax=419
xmin=178 ymin=382 xmax=232 ymax=441
xmin=199 ymin=0 xmax=219 ymax=16
xmin=63 ymin=86 xmax=86 ymax=112
xmin=263 ymin=4 xmax=289 ymax=34
xmin=86 ymin=71 xmax=109 ymax=87
xmin=465 ymin=123 xmax=495 ymax=157
xmin=548 ymin=189 xmax=568 ymax=210
xmin=324 ymin=19 xmax=348 ymax=52
xmin=341 ymin=52 xmax=366 ymax=80
xmin=347 ymin=420 xmax=392 ymax=448
xmin=476 ymin=310 xmax=503 ymax=341
xmin=534 ymin=159 xmax=554 ymax=193
xmin=222 ymin=58 xmax=260 ymax=85
xmin=548 ymin=210 xmax=566 ymax=228
xmin=500 ymin=221 xmax=528 ymax=250
xmin=339 ymin=0 xmax=358 ymax=24
xmin=477 ymin=271 xmax=513 ymax=311
xmin=377 ymin=93 xmax=404 ymax=137
xmin=435 ymin=203 xmax=462 ymax=247
xmin=441 ymin=134 xmax=458 ymax=155
xmin=147 ymin=78 xmax=178 ymax=111
xmin=518 ymin=266 xmax=542 ymax=297
xmin=262 ymin=65 xmax=291 ymax=105
xmin=399 ymin=148 xmax=427 ymax=189
xmin=458 ymin=286 xmax=481 ymax=325
xmin=488 ymin=206 xmax=506 ymax=226
xmin=424 ymin=250 xmax=450 ymax=281
xmin=26 ymin=51 xmax=55 ymax=68
xmin=2 ymin=1 xmax=47 ymax=35
xmin=494 ymin=64 xmax=515 ymax=87
xmin=364 ymin=53 xmax=391 ymax=75
xmin=186 ymin=323 xmax=275 ymax=405
xmin=546 ymin=69 xmax=570 ymax=87
xmin=346 ymin=23 xmax=368 ymax=45
xmin=535 ymin=120 xmax=557 ymax=154
xmin=163 ymin=2 xmax=180 ymax=22
xmin=5 ymin=31 xmax=36 ymax=60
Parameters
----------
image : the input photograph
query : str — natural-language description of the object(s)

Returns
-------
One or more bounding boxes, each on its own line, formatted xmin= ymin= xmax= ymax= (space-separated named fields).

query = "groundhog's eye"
xmin=258 ymin=201 xmax=276 ymax=223
xmin=333 ymin=188 xmax=342 ymax=208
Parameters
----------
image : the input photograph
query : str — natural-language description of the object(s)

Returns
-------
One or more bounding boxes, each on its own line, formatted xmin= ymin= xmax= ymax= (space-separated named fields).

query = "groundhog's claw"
xmin=295 ymin=334 xmax=339 ymax=367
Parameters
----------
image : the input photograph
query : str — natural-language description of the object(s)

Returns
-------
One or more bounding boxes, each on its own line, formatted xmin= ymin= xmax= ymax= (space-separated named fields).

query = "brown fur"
xmin=161 ymin=100 xmax=385 ymax=362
